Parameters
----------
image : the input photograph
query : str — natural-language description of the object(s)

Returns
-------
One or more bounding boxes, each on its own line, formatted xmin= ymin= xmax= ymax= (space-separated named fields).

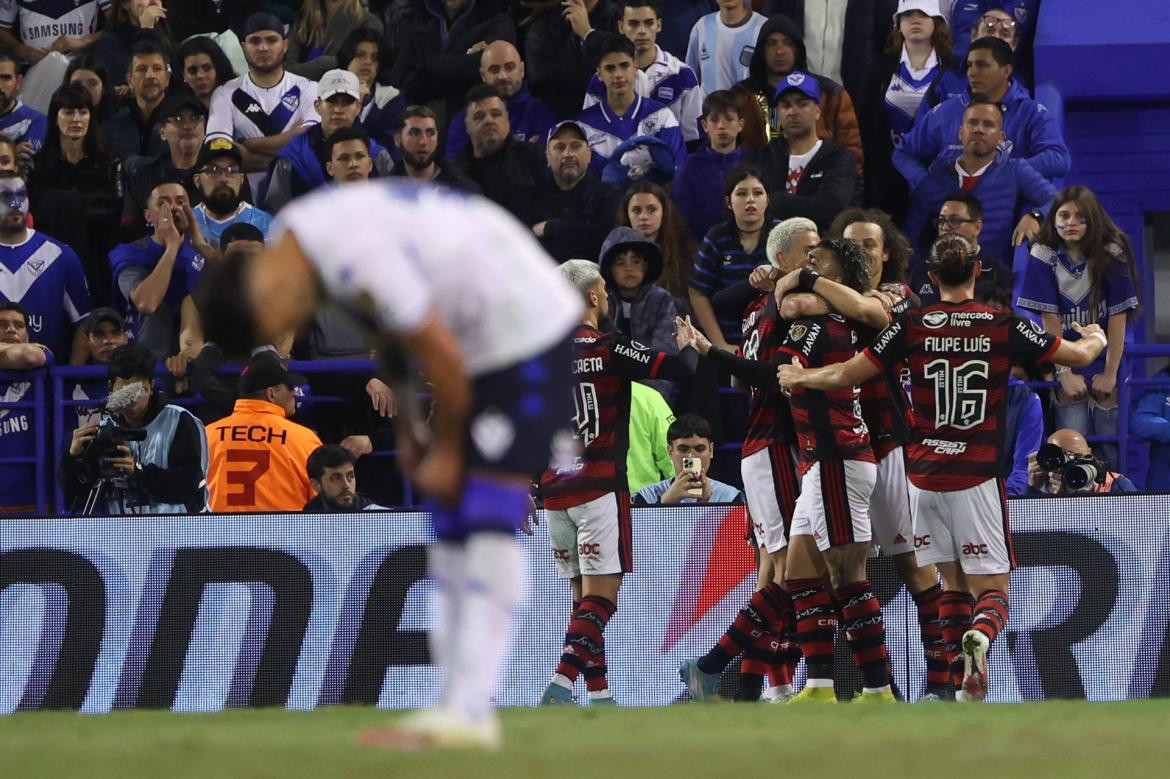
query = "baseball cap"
xmin=159 ymin=92 xmax=208 ymax=123
xmin=196 ymin=137 xmax=244 ymax=171
xmin=239 ymin=352 xmax=306 ymax=394
xmin=83 ymin=307 xmax=125 ymax=334
xmin=220 ymin=222 xmax=265 ymax=247
xmin=773 ymin=71 xmax=821 ymax=104
xmin=317 ymin=69 xmax=361 ymax=101
xmin=893 ymin=0 xmax=942 ymax=21
xmin=243 ymin=12 xmax=286 ymax=38
xmin=547 ymin=120 xmax=588 ymax=145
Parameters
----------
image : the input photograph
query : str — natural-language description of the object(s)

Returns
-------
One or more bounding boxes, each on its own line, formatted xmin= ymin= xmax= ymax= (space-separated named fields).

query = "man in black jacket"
xmin=454 ymin=84 xmax=545 ymax=223
xmin=747 ymin=72 xmax=855 ymax=232
xmin=530 ymin=120 xmax=618 ymax=262
xmin=389 ymin=0 xmax=516 ymax=125
xmin=389 ymin=104 xmax=482 ymax=192
xmin=524 ymin=0 xmax=620 ymax=118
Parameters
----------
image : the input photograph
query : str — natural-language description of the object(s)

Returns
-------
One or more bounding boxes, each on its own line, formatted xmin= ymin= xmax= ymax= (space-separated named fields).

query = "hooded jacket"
xmin=388 ymin=0 xmax=517 ymax=120
xmin=599 ymin=227 xmax=680 ymax=394
xmin=730 ymin=14 xmax=862 ymax=171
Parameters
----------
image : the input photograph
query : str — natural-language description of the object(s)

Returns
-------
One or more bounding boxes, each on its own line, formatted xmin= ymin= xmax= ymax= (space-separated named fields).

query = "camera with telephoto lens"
xmin=1035 ymin=443 xmax=1106 ymax=492
xmin=85 ymin=415 xmax=147 ymax=481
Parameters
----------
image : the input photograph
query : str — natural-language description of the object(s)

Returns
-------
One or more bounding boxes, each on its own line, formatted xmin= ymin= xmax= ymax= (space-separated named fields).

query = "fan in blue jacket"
xmin=893 ymin=36 xmax=1068 ymax=191
xmin=903 ymin=102 xmax=1055 ymax=261
xmin=672 ymin=90 xmax=746 ymax=240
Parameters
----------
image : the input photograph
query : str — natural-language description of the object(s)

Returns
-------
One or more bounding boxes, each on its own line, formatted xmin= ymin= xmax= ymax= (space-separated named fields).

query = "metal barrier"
xmin=5 ymin=347 xmax=1170 ymax=516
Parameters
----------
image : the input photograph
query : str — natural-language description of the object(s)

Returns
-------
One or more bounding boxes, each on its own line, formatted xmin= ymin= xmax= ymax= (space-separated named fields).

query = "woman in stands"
xmin=857 ymin=0 xmax=963 ymax=222
xmin=64 ymin=55 xmax=120 ymax=124
xmin=689 ymin=165 xmax=779 ymax=353
xmin=1016 ymin=185 xmax=1141 ymax=467
xmin=615 ymin=180 xmax=697 ymax=303
xmin=286 ymin=0 xmax=384 ymax=81
xmin=175 ymin=37 xmax=236 ymax=110
xmin=31 ymin=85 xmax=122 ymax=305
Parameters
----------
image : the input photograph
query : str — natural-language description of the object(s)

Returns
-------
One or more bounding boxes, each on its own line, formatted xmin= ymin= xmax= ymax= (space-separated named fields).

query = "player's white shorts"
xmin=908 ymin=478 xmax=1014 ymax=575
xmin=789 ymin=459 xmax=877 ymax=552
xmin=546 ymin=492 xmax=632 ymax=579
xmin=742 ymin=444 xmax=800 ymax=554
xmin=870 ymin=447 xmax=914 ymax=557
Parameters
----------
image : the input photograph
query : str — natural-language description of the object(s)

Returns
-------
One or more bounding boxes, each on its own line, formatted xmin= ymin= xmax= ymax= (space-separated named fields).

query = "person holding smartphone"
xmin=634 ymin=413 xmax=743 ymax=504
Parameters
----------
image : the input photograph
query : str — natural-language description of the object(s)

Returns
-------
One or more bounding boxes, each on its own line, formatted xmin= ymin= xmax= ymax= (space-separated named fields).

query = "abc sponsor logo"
xmin=579 ymin=542 xmax=601 ymax=557
xmin=552 ymin=548 xmax=571 ymax=561
xmin=962 ymin=543 xmax=990 ymax=556
xmin=914 ymin=534 xmax=932 ymax=549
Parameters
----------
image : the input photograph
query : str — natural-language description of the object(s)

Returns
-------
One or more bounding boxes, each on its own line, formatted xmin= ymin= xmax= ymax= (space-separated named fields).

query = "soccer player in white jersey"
xmin=197 ymin=181 xmax=582 ymax=749
xmin=205 ymin=13 xmax=320 ymax=193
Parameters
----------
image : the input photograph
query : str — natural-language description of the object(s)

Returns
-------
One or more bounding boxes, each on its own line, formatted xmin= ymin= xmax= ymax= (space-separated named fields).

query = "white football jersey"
xmin=272 ymin=182 xmax=583 ymax=376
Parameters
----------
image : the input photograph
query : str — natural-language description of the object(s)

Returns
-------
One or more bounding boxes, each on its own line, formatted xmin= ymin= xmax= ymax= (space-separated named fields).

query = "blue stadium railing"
xmin=3 ymin=350 xmax=1169 ymax=515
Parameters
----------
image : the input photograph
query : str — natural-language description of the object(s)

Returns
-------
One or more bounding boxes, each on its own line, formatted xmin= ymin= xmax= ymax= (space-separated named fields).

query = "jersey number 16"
xmin=923 ymin=359 xmax=989 ymax=430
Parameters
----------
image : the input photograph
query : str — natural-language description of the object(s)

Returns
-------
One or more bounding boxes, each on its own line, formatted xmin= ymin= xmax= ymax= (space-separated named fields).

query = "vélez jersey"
xmin=0 ymin=230 xmax=91 ymax=356
xmin=0 ymin=100 xmax=47 ymax=153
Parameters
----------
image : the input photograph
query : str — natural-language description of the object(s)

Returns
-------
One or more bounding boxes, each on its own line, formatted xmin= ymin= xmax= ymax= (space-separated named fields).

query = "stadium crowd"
xmin=0 ymin=0 xmax=1165 ymax=520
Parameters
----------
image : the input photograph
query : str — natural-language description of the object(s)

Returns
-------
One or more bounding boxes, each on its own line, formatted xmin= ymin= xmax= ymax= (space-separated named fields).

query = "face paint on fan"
xmin=0 ymin=180 xmax=28 ymax=217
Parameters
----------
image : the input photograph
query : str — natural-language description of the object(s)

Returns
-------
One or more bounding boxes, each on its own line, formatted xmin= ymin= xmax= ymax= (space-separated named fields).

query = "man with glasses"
xmin=947 ymin=2 xmax=1037 ymax=64
xmin=910 ymin=192 xmax=1012 ymax=304
xmin=192 ymin=138 xmax=272 ymax=248
xmin=122 ymin=93 xmax=207 ymax=241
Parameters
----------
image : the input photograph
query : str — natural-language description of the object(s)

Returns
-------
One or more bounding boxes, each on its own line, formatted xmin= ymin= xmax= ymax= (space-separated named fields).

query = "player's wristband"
xmin=797 ymin=268 xmax=820 ymax=293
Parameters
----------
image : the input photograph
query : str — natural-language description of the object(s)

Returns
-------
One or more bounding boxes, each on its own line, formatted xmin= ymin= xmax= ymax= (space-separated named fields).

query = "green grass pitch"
xmin=4 ymin=701 xmax=1170 ymax=778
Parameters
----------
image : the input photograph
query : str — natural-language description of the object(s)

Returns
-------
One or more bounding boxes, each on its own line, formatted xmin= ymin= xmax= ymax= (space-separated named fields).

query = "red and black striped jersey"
xmin=541 ymin=325 xmax=687 ymax=509
xmin=858 ymin=286 xmax=914 ymax=460
xmin=780 ymin=314 xmax=874 ymax=472
xmin=740 ymin=292 xmax=795 ymax=456
xmin=864 ymin=301 xmax=1061 ymax=491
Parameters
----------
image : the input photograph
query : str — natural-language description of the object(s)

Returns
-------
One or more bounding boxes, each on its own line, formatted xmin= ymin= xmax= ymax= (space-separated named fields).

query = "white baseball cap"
xmin=893 ymin=0 xmax=942 ymax=22
xmin=318 ymin=69 xmax=361 ymax=101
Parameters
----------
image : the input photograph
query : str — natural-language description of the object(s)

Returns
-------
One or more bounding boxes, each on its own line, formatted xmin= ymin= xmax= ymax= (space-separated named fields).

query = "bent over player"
xmin=539 ymin=259 xmax=696 ymax=706
xmin=779 ymin=235 xmax=1108 ymax=701
xmin=197 ymin=181 xmax=583 ymax=748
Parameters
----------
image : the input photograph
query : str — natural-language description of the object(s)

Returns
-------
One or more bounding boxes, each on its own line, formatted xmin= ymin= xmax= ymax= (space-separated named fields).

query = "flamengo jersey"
xmin=864 ymin=300 xmax=1061 ymax=491
xmin=858 ymin=286 xmax=913 ymax=460
xmin=0 ymin=0 xmax=109 ymax=51
xmin=540 ymin=326 xmax=672 ymax=509
xmin=740 ymin=292 xmax=794 ymax=455
xmin=780 ymin=313 xmax=873 ymax=471
xmin=0 ymin=230 xmax=91 ymax=357
xmin=273 ymin=181 xmax=582 ymax=377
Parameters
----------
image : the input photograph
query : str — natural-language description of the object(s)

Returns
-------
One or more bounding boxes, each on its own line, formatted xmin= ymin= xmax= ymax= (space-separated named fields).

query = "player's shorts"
xmin=546 ymin=492 xmax=633 ymax=579
xmin=466 ymin=333 xmax=575 ymax=478
xmin=789 ymin=459 xmax=876 ymax=552
xmin=869 ymin=447 xmax=914 ymax=557
xmin=908 ymin=477 xmax=1014 ymax=575
xmin=741 ymin=443 xmax=799 ymax=554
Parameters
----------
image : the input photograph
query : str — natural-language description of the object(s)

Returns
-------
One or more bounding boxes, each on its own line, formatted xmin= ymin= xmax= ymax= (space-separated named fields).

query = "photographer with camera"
xmin=62 ymin=344 xmax=209 ymax=515
xmin=1026 ymin=428 xmax=1137 ymax=496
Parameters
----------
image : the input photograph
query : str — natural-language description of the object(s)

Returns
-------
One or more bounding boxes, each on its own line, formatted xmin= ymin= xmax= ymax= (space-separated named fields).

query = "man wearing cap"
xmin=206 ymin=12 xmax=321 ymax=195
xmin=121 ymin=92 xmax=207 ymax=241
xmin=102 ymin=38 xmax=172 ymax=162
xmin=109 ymin=181 xmax=208 ymax=361
xmin=454 ymin=83 xmax=545 ymax=223
xmin=206 ymin=351 xmax=323 ymax=513
xmin=389 ymin=105 xmax=480 ymax=193
xmin=746 ymin=71 xmax=856 ymax=232
xmin=192 ymin=138 xmax=273 ymax=247
xmin=444 ymin=40 xmax=557 ymax=159
xmin=729 ymin=13 xmax=861 ymax=170
xmin=529 ymin=120 xmax=618 ymax=263
xmin=64 ymin=308 xmax=130 ymax=441
xmin=261 ymin=68 xmax=393 ymax=213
